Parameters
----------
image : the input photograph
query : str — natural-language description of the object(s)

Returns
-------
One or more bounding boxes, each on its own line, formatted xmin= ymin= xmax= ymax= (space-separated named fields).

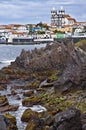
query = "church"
xmin=51 ymin=7 xmax=76 ymax=28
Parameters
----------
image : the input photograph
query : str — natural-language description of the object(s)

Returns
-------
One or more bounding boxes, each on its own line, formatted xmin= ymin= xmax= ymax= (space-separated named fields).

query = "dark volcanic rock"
xmin=3 ymin=39 xmax=86 ymax=91
xmin=51 ymin=107 xmax=82 ymax=130
xmin=11 ymin=39 xmax=73 ymax=72
xmin=0 ymin=115 xmax=10 ymax=130
xmin=54 ymin=45 xmax=86 ymax=92
xmin=81 ymin=114 xmax=86 ymax=130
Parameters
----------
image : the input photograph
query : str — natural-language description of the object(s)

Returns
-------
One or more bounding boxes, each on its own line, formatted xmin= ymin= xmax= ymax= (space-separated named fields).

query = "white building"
xmin=16 ymin=25 xmax=28 ymax=33
xmin=51 ymin=7 xmax=76 ymax=28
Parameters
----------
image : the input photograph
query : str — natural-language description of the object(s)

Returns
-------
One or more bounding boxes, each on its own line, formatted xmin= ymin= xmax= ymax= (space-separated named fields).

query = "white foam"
xmin=1 ymin=59 xmax=15 ymax=64
xmin=30 ymin=105 xmax=47 ymax=112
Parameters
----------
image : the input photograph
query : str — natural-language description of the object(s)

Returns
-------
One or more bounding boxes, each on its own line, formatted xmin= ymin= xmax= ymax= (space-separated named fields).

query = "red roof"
xmin=64 ymin=14 xmax=70 ymax=18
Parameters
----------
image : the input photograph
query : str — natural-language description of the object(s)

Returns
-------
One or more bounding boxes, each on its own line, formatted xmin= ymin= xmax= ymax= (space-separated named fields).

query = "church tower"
xmin=57 ymin=6 xmax=65 ymax=28
xmin=51 ymin=7 xmax=57 ymax=26
xmin=58 ymin=6 xmax=65 ymax=14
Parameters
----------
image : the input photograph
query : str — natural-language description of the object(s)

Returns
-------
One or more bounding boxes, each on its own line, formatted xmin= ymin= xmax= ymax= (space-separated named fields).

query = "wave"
xmin=0 ymin=59 xmax=15 ymax=64
xmin=30 ymin=105 xmax=46 ymax=112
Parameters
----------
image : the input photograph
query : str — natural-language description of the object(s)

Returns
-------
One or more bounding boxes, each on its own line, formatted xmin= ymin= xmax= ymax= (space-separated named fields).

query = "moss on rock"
xmin=0 ymin=95 xmax=8 ymax=105
xmin=25 ymin=120 xmax=37 ymax=130
xmin=21 ymin=109 xmax=36 ymax=122
xmin=4 ymin=113 xmax=18 ymax=130
xmin=4 ymin=113 xmax=16 ymax=125
xmin=22 ymin=96 xmax=41 ymax=107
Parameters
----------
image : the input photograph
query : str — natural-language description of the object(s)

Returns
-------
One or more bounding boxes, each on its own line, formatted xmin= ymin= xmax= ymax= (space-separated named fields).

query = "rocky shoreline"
xmin=0 ymin=39 xmax=86 ymax=130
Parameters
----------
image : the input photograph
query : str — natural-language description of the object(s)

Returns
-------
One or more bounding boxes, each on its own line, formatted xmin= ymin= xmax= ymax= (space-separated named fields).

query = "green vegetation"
xmin=36 ymin=22 xmax=49 ymax=30
xmin=53 ymin=30 xmax=65 ymax=34
xmin=37 ymin=31 xmax=45 ymax=34
xmin=22 ymin=96 xmax=41 ymax=107
xmin=75 ymin=39 xmax=86 ymax=47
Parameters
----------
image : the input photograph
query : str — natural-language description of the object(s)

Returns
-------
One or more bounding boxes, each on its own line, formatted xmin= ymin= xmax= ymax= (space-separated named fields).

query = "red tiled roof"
xmin=64 ymin=14 xmax=70 ymax=18
xmin=64 ymin=25 xmax=73 ymax=27
xmin=67 ymin=17 xmax=76 ymax=22
xmin=9 ymin=30 xmax=25 ymax=34
xmin=75 ymin=22 xmax=86 ymax=24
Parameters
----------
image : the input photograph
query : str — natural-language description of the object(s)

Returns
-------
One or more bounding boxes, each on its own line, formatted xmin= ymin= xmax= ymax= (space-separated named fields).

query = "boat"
xmin=7 ymin=36 xmax=54 ymax=44
xmin=34 ymin=38 xmax=54 ymax=43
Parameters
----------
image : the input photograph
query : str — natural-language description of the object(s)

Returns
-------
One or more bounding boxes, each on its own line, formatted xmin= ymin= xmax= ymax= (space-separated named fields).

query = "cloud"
xmin=0 ymin=0 xmax=86 ymax=24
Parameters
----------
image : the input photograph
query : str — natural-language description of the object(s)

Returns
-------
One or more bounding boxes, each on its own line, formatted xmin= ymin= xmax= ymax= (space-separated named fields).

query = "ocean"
xmin=0 ymin=44 xmax=46 ymax=69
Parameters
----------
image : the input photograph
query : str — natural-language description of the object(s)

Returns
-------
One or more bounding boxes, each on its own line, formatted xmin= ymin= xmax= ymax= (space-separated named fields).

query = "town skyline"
xmin=0 ymin=0 xmax=86 ymax=25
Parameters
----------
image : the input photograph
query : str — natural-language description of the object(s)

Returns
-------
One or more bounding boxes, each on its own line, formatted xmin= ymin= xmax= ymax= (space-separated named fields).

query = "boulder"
xmin=25 ymin=116 xmax=45 ymax=130
xmin=0 ymin=95 xmax=18 ymax=112
xmin=51 ymin=107 xmax=82 ymax=130
xmin=54 ymin=45 xmax=86 ymax=92
xmin=23 ymin=90 xmax=34 ymax=97
xmin=0 ymin=115 xmax=10 ymax=130
xmin=21 ymin=109 xmax=36 ymax=122
xmin=0 ymin=96 xmax=9 ymax=107
xmin=25 ymin=118 xmax=45 ymax=130
xmin=4 ymin=113 xmax=18 ymax=130
xmin=22 ymin=96 xmax=41 ymax=107
xmin=0 ymin=105 xmax=19 ymax=112
xmin=81 ymin=114 xmax=86 ymax=130
xmin=0 ymin=84 xmax=7 ymax=90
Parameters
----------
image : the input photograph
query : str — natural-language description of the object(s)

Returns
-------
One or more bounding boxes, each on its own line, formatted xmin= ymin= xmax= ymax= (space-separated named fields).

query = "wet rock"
xmin=0 ymin=104 xmax=19 ymax=112
xmin=4 ymin=113 xmax=16 ymax=124
xmin=0 ymin=96 xmax=9 ymax=107
xmin=11 ymin=85 xmax=22 ymax=90
xmin=22 ymin=109 xmax=52 ymax=130
xmin=49 ymin=126 xmax=57 ymax=130
xmin=23 ymin=90 xmax=34 ymax=97
xmin=0 ymin=96 xmax=18 ymax=112
xmin=39 ymin=82 xmax=54 ymax=88
xmin=25 ymin=119 xmax=37 ymax=130
xmin=15 ymin=95 xmax=21 ymax=100
xmin=44 ymin=115 xmax=53 ymax=126
xmin=51 ymin=107 xmax=82 ymax=130
xmin=21 ymin=109 xmax=36 ymax=122
xmin=82 ymin=124 xmax=86 ymax=130
xmin=81 ymin=114 xmax=86 ymax=130
xmin=25 ymin=116 xmax=45 ymax=130
xmin=30 ymin=80 xmax=41 ymax=89
xmin=47 ymin=71 xmax=59 ymax=83
xmin=0 ymin=115 xmax=10 ymax=130
xmin=22 ymin=96 xmax=41 ymax=107
xmin=4 ymin=113 xmax=18 ymax=130
xmin=0 ymin=84 xmax=7 ymax=90
xmin=11 ymin=89 xmax=17 ymax=95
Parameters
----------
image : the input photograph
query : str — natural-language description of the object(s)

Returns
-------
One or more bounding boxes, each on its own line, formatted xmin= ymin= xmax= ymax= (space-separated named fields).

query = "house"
xmin=64 ymin=14 xmax=76 ymax=25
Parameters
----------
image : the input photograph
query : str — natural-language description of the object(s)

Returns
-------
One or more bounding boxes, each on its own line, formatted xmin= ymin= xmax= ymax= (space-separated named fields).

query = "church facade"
xmin=51 ymin=7 xmax=76 ymax=28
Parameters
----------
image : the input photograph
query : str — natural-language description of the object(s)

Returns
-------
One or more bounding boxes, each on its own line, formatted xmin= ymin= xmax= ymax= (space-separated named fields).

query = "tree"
xmin=37 ymin=31 xmax=45 ymax=34
xmin=53 ymin=30 xmax=65 ymax=34
xmin=36 ymin=22 xmax=49 ymax=30
xmin=29 ymin=24 xmax=33 ymax=34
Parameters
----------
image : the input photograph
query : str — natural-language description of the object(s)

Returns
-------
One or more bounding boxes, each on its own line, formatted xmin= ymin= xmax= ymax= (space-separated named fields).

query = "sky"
xmin=0 ymin=0 xmax=86 ymax=25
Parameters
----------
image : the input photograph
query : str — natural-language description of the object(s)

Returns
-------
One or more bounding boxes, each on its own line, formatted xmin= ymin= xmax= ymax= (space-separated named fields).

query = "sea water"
xmin=0 ymin=44 xmax=46 ymax=69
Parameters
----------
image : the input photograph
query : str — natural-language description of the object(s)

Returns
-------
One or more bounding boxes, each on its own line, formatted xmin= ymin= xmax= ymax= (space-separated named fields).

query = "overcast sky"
xmin=0 ymin=0 xmax=86 ymax=25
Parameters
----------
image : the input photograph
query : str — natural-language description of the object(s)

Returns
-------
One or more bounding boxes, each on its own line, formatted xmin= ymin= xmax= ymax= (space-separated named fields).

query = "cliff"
xmin=12 ymin=39 xmax=73 ymax=72
xmin=11 ymin=39 xmax=86 ymax=91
